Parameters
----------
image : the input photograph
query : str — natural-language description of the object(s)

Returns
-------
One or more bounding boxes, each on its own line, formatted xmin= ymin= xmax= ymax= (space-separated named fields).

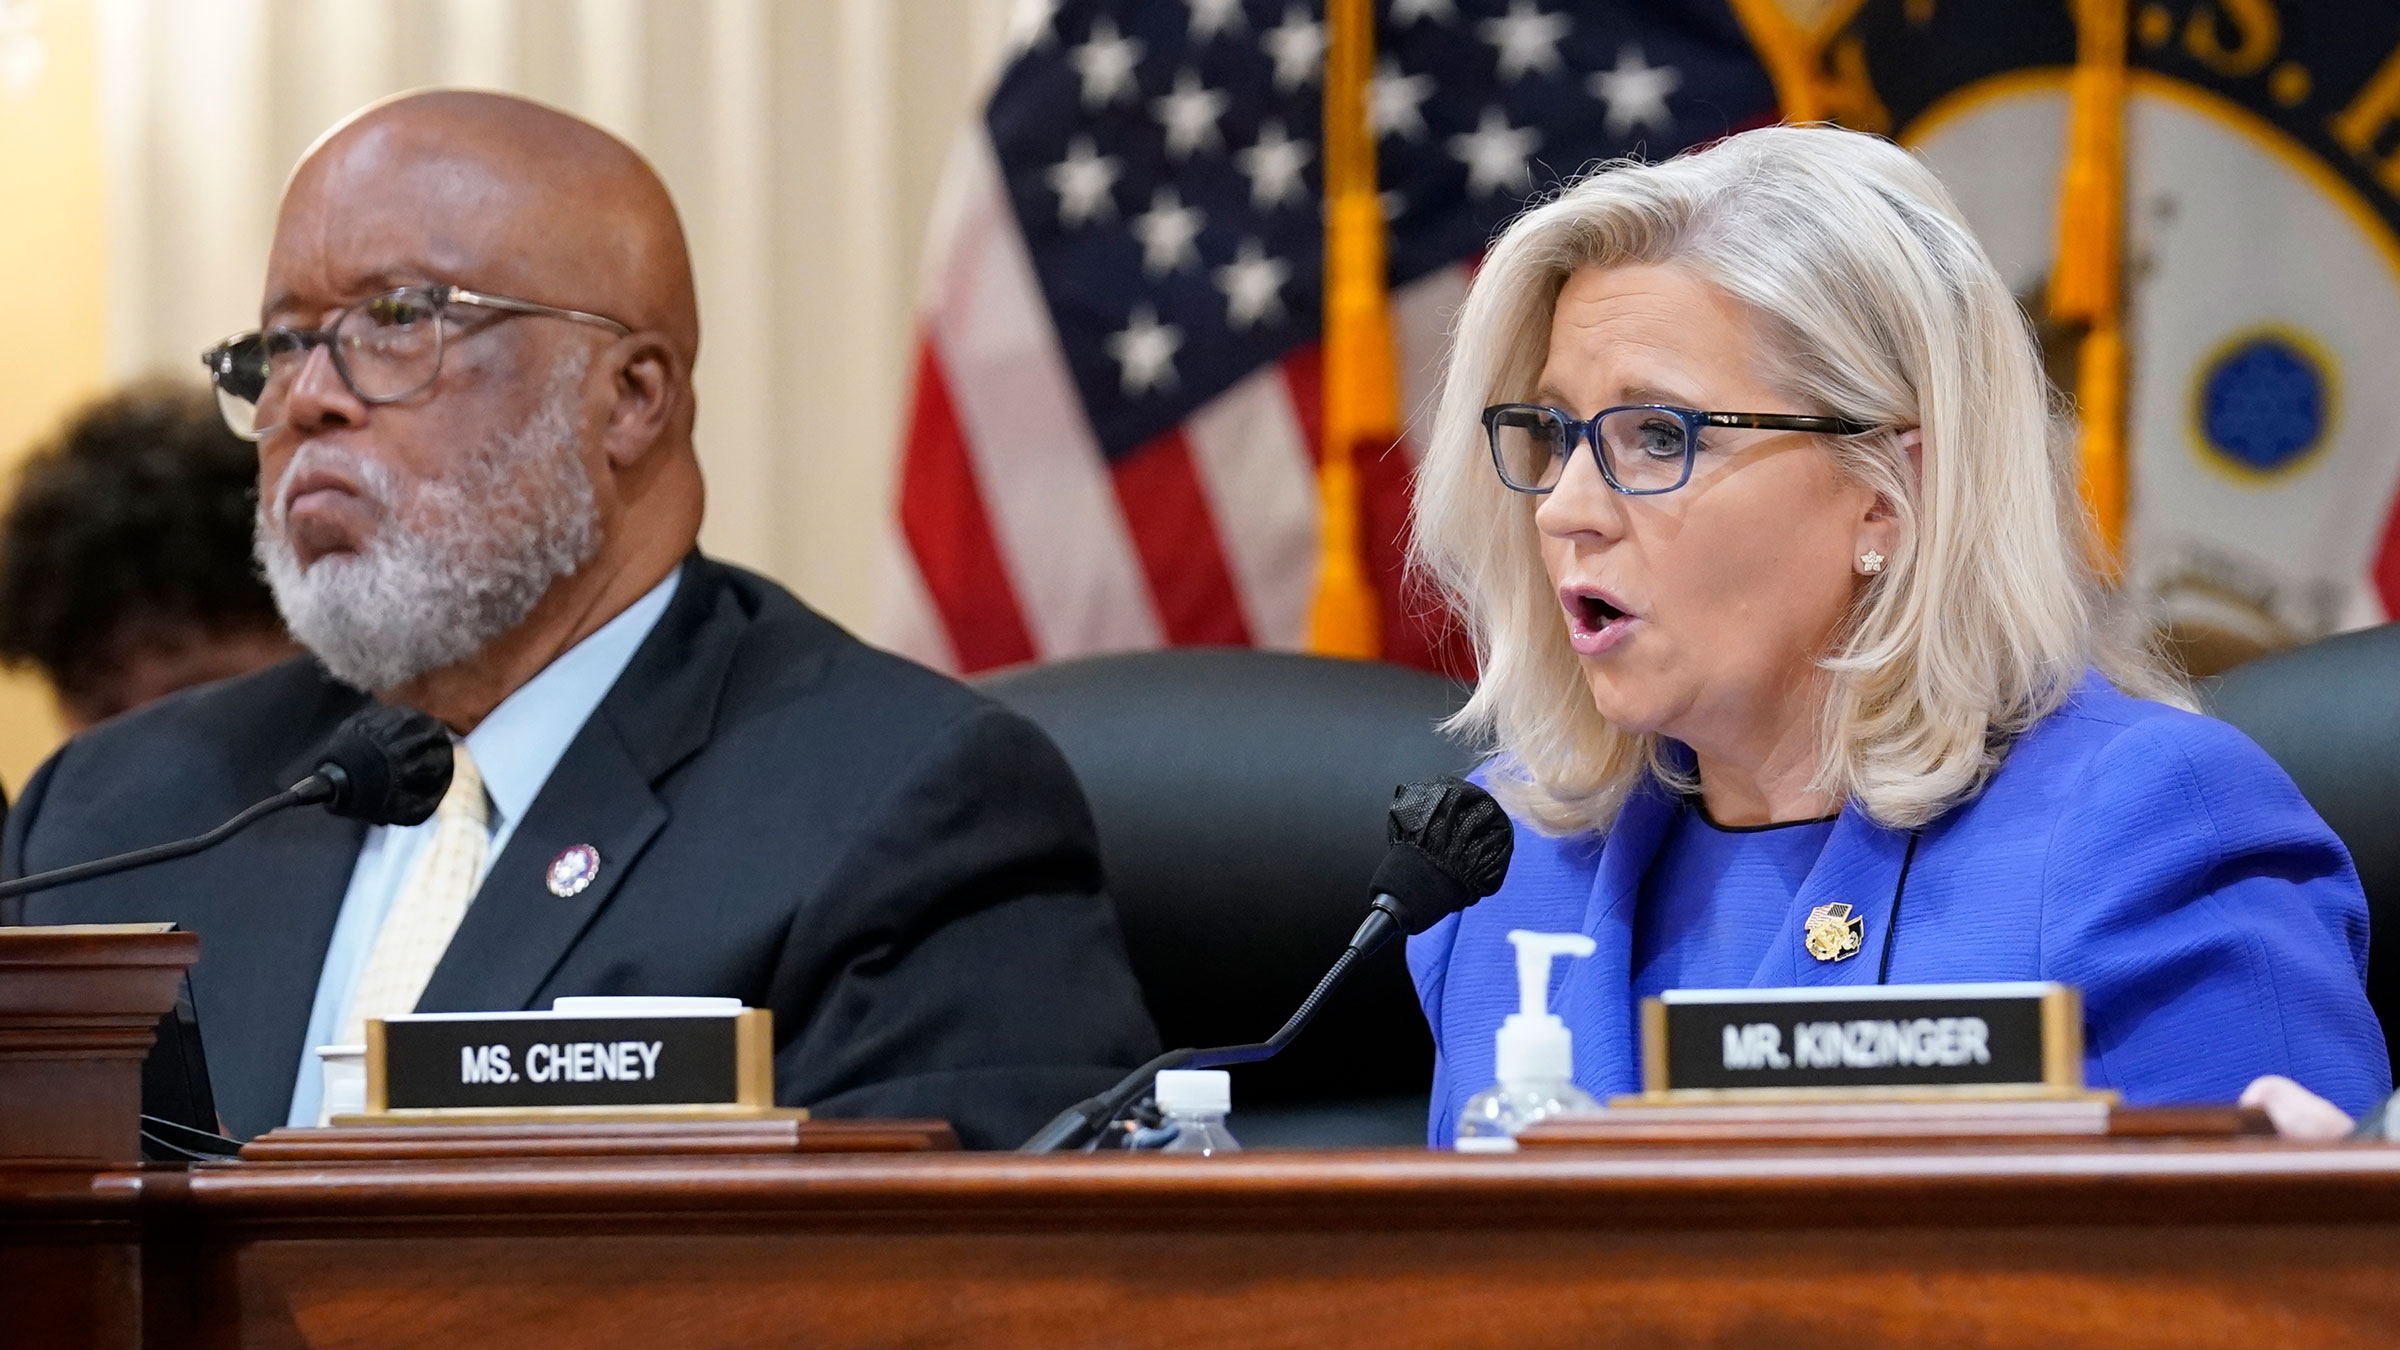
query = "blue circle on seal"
xmin=2197 ymin=335 xmax=2328 ymax=474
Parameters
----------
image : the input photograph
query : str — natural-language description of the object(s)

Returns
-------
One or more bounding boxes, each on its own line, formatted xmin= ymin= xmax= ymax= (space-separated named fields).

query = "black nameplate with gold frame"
xmin=361 ymin=1008 xmax=780 ymax=1120
xmin=1634 ymin=982 xmax=2098 ymax=1103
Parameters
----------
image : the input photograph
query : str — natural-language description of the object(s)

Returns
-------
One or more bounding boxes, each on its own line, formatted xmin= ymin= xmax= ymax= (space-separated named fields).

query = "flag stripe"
xmin=923 ymin=131 xmax=1161 ymax=659
xmin=897 ymin=342 xmax=1037 ymax=671
xmin=1280 ymin=344 xmax=1326 ymax=469
xmin=1182 ymin=366 xmax=1322 ymax=648
xmin=1111 ymin=430 xmax=1254 ymax=647
xmin=889 ymin=9 xmax=1768 ymax=673
xmin=873 ymin=520 xmax=955 ymax=672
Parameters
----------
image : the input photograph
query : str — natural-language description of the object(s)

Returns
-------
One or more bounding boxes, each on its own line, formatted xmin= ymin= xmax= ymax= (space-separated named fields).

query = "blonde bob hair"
xmin=1411 ymin=124 xmax=2181 ymax=835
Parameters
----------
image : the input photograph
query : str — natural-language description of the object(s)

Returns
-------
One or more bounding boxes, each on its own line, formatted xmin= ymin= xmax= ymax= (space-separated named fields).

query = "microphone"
xmin=0 ymin=705 xmax=454 ymax=904
xmin=306 ymin=703 xmax=455 ymax=827
xmin=1020 ymin=776 xmax=1515 ymax=1153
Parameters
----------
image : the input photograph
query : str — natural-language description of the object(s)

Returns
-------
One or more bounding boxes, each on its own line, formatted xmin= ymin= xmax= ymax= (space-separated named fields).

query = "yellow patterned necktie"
xmin=338 ymin=741 xmax=491 ymax=1048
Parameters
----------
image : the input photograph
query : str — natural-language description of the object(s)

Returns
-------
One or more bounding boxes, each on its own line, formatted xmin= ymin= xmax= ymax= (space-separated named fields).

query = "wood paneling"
xmin=15 ymin=1139 xmax=2400 ymax=1347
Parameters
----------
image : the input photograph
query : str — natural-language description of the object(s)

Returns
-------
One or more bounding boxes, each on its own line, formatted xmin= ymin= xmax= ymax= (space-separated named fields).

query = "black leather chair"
xmin=980 ymin=648 xmax=1474 ymax=1147
xmin=2204 ymin=623 xmax=2400 ymax=1078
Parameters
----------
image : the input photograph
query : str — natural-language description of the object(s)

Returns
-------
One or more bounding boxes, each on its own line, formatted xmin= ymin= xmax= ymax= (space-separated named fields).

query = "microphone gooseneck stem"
xmin=1019 ymin=930 xmax=1381 ymax=1153
xmin=0 ymin=777 xmax=328 ymax=904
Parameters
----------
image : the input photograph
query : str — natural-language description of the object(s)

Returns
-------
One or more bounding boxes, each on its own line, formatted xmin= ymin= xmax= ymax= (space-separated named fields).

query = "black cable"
xmin=140 ymin=1114 xmax=241 ymax=1161
xmin=1022 ymin=944 xmax=1369 ymax=1152
xmin=1876 ymin=829 xmax=1923 ymax=984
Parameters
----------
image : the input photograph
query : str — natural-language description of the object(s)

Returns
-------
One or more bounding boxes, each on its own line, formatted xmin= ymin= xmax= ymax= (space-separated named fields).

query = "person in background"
xmin=0 ymin=381 xmax=298 ymax=729
xmin=1403 ymin=123 xmax=2389 ymax=1145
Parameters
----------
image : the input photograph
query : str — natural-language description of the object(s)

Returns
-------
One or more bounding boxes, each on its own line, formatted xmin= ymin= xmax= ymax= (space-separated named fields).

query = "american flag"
xmin=878 ymin=0 xmax=1776 ymax=674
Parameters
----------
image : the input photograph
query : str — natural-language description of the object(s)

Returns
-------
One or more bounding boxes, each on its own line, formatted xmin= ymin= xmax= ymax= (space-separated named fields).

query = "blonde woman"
xmin=1405 ymin=124 xmax=2387 ymax=1143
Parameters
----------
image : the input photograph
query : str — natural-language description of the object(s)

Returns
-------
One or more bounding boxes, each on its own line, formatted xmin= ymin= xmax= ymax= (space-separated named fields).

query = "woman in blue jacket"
xmin=1403 ymin=124 xmax=2388 ymax=1145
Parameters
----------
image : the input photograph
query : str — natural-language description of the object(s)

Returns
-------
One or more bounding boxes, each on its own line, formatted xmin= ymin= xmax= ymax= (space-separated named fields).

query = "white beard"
xmin=255 ymin=351 xmax=600 ymax=693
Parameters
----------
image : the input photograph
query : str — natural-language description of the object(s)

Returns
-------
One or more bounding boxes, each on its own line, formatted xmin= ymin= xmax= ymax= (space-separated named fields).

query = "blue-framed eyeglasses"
xmin=1483 ymin=403 xmax=1882 ymax=495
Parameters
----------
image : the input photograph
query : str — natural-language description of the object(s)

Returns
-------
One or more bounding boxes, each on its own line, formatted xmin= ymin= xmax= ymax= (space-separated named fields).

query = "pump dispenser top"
xmin=1496 ymin=928 xmax=1595 ymax=1084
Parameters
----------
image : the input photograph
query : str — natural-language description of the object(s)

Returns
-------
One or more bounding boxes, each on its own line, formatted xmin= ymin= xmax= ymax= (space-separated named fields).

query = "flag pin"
xmin=546 ymin=845 xmax=601 ymax=898
xmin=1803 ymin=902 xmax=1864 ymax=963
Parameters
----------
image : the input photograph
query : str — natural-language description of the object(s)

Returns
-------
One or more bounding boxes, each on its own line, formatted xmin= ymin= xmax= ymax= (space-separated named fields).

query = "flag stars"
xmin=1449 ymin=105 xmax=1540 ymax=197
xmin=1069 ymin=16 xmax=1144 ymax=109
xmin=1372 ymin=58 xmax=1436 ymax=141
xmin=1235 ymin=120 xmax=1314 ymax=210
xmin=1044 ymin=136 xmax=1120 ymax=228
xmin=1261 ymin=6 xmax=1325 ymax=92
xmin=1185 ymin=0 xmax=1246 ymax=41
xmin=1152 ymin=69 xmax=1231 ymax=160
xmin=1479 ymin=1 xmax=1571 ymax=82
xmin=1390 ymin=0 xmax=1457 ymax=25
xmin=1131 ymin=188 xmax=1207 ymax=275
xmin=1106 ymin=305 xmax=1184 ymax=396
xmin=1214 ymin=239 xmax=1293 ymax=330
xmin=1589 ymin=45 xmax=1681 ymax=137
xmin=1004 ymin=0 xmax=1059 ymax=55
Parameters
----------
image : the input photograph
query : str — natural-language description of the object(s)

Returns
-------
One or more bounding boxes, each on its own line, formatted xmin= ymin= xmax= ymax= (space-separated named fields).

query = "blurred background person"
xmin=0 ymin=380 xmax=296 ymax=731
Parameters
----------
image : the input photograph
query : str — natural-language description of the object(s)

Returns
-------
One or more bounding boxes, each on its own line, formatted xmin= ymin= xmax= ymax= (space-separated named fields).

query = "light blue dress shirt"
xmin=285 ymin=570 xmax=680 ymax=1126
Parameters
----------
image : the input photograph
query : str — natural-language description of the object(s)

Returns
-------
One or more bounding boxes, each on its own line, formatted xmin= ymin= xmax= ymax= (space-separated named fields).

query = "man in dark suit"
xmin=3 ymin=90 xmax=1157 ymax=1148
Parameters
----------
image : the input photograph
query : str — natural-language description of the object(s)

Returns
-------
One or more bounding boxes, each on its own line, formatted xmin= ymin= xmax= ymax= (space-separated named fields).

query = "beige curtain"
xmin=93 ymin=0 xmax=1014 ymax=634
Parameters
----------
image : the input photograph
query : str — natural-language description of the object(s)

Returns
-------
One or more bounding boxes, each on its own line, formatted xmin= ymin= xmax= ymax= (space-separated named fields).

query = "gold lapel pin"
xmin=1803 ymin=902 xmax=1864 ymax=963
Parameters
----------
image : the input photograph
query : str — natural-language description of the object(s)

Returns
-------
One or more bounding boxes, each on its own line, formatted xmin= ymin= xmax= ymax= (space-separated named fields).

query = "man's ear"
xmin=596 ymin=333 xmax=683 ymax=468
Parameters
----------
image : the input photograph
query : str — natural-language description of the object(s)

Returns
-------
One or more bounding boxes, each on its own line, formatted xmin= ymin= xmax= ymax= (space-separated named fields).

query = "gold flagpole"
xmin=2051 ymin=0 xmax=2130 ymax=570
xmin=1725 ymin=0 xmax=1830 ymax=120
xmin=1309 ymin=0 xmax=1391 ymax=659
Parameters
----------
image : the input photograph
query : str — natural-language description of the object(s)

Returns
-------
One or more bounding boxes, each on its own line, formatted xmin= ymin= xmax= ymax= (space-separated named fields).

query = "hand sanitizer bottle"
xmin=1455 ymin=929 xmax=1601 ymax=1152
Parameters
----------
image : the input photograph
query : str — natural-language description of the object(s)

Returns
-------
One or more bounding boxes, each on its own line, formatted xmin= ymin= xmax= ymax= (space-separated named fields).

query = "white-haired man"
xmin=3 ymin=91 xmax=1157 ymax=1149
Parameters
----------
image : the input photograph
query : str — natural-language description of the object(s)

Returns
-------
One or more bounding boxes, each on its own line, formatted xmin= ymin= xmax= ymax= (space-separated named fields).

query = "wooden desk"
xmin=15 ymin=1138 xmax=2400 ymax=1348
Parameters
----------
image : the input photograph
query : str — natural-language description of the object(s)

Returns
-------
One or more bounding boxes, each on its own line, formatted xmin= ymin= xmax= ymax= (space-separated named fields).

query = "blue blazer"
xmin=1408 ymin=676 xmax=2390 ymax=1144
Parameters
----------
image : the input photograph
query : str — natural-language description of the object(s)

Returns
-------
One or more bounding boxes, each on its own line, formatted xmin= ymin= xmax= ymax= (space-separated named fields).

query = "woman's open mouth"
xmin=1563 ymin=588 xmax=1638 ymax=656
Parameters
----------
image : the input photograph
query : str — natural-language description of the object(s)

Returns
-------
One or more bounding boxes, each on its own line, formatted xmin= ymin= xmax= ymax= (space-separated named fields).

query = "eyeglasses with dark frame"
xmin=1483 ymin=402 xmax=1882 ymax=496
xmin=200 ymin=284 xmax=632 ymax=442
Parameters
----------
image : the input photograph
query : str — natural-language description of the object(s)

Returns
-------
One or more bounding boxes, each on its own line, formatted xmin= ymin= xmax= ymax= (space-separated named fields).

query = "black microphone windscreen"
xmin=1367 ymin=776 xmax=1514 ymax=935
xmin=312 ymin=705 xmax=454 ymax=826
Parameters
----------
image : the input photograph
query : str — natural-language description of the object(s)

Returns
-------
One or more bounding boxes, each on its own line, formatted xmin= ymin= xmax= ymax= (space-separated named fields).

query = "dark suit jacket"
xmin=4 ymin=555 xmax=1159 ymax=1147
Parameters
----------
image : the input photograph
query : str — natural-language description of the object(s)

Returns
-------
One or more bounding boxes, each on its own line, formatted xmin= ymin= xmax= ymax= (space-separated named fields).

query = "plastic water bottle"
xmin=1154 ymin=1069 xmax=1240 ymax=1155
xmin=1455 ymin=930 xmax=1601 ymax=1152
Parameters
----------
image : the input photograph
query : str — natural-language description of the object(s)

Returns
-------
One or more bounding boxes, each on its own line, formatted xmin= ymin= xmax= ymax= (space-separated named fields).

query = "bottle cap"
xmin=1155 ymin=1068 xmax=1232 ymax=1115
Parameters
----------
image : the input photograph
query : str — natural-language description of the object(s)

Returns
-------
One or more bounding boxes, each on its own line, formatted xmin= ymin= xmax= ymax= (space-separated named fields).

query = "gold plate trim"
xmin=331 ymin=1104 xmax=807 ymax=1126
xmin=1640 ymin=997 xmax=1668 ymax=1095
xmin=365 ymin=1018 xmax=388 ymax=1114
xmin=361 ymin=1007 xmax=780 ymax=1116
xmin=1643 ymin=983 xmax=2096 ymax=1102
xmin=735 ymin=1008 xmax=774 ymax=1108
xmin=1614 ymin=1084 xmax=2120 ymax=1107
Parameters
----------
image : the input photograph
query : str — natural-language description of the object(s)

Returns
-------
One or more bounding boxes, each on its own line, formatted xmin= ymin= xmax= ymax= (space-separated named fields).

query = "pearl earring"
xmin=1858 ymin=550 xmax=1886 ymax=575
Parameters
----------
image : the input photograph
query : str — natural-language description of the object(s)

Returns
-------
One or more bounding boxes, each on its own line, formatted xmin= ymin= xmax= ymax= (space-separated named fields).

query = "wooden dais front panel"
xmin=108 ymin=1141 xmax=2400 ymax=1349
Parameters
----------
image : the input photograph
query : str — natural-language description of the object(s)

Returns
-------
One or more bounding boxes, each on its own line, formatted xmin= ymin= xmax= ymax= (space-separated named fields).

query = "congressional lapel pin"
xmin=546 ymin=844 xmax=601 ymax=899
xmin=1803 ymin=902 xmax=1864 ymax=963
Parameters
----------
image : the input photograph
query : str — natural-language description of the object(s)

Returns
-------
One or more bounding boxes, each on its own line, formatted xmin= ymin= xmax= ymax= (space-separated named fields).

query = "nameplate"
xmin=1635 ymin=982 xmax=2091 ymax=1102
xmin=365 ymin=1008 xmax=774 ymax=1117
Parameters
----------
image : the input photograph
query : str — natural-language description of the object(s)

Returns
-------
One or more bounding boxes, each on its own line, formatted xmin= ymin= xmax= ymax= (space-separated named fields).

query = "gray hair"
xmin=257 ymin=348 xmax=600 ymax=693
xmin=1409 ymin=124 xmax=2182 ymax=834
